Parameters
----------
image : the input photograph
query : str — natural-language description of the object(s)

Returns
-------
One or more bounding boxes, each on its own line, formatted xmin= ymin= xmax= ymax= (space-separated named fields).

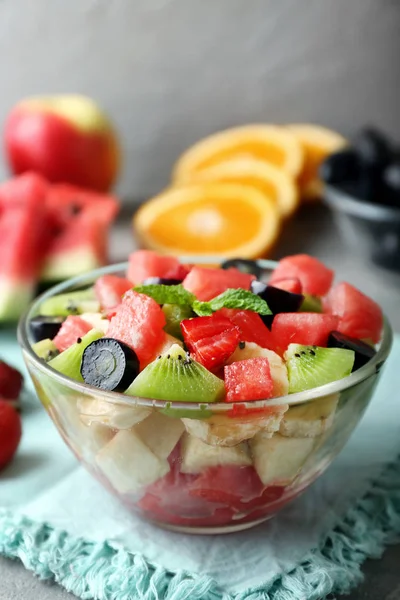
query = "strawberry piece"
xmin=224 ymin=357 xmax=274 ymax=402
xmin=181 ymin=314 xmax=240 ymax=371
xmin=219 ymin=308 xmax=275 ymax=349
xmin=0 ymin=361 xmax=23 ymax=401
xmin=0 ymin=400 xmax=22 ymax=470
xmin=268 ymin=277 xmax=302 ymax=294
xmin=53 ymin=315 xmax=93 ymax=352
xmin=94 ymin=274 xmax=132 ymax=310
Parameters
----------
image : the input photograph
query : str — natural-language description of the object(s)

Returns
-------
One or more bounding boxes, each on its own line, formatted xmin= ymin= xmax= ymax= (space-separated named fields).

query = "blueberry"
xmin=353 ymin=127 xmax=394 ymax=170
xmin=29 ymin=316 xmax=65 ymax=342
xmin=221 ymin=258 xmax=263 ymax=279
xmin=80 ymin=338 xmax=140 ymax=392
xmin=142 ymin=277 xmax=184 ymax=286
xmin=320 ymin=149 xmax=360 ymax=184
xmin=251 ymin=280 xmax=304 ymax=328
xmin=328 ymin=331 xmax=376 ymax=371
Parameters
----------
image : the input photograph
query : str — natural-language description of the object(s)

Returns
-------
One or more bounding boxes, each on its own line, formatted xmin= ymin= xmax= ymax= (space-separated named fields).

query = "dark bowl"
xmin=323 ymin=185 xmax=400 ymax=272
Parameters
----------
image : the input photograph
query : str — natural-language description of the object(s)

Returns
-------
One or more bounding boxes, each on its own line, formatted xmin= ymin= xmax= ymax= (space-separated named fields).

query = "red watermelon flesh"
xmin=107 ymin=290 xmax=166 ymax=368
xmin=53 ymin=315 xmax=92 ymax=352
xmin=183 ymin=266 xmax=255 ymax=301
xmin=324 ymin=282 xmax=383 ymax=344
xmin=94 ymin=275 xmax=132 ymax=310
xmin=271 ymin=313 xmax=339 ymax=355
xmin=127 ymin=250 xmax=185 ymax=284
xmin=224 ymin=357 xmax=274 ymax=402
xmin=41 ymin=184 xmax=119 ymax=281
xmin=219 ymin=308 xmax=275 ymax=349
xmin=270 ymin=254 xmax=334 ymax=297
xmin=269 ymin=277 xmax=302 ymax=294
xmin=0 ymin=173 xmax=49 ymax=320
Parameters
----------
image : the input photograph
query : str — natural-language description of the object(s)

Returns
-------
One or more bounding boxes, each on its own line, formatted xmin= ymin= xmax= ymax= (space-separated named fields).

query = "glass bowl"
xmin=18 ymin=259 xmax=393 ymax=534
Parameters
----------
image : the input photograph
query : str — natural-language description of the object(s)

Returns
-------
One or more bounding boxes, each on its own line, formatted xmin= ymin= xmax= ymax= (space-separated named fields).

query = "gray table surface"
xmin=1 ymin=205 xmax=399 ymax=600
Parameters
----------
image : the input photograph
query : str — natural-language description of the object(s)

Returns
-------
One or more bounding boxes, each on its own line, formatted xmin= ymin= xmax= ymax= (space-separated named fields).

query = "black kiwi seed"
xmin=310 ymin=349 xmax=316 ymax=356
xmin=80 ymin=338 xmax=140 ymax=392
xmin=29 ymin=315 xmax=65 ymax=342
xmin=294 ymin=353 xmax=301 ymax=358
xmin=239 ymin=341 xmax=246 ymax=349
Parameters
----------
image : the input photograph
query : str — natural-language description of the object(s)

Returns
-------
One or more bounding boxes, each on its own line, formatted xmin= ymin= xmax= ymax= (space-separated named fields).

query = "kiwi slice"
xmin=32 ymin=338 xmax=59 ymax=362
xmin=126 ymin=344 xmax=225 ymax=418
xmin=162 ymin=304 xmax=194 ymax=340
xmin=39 ymin=288 xmax=99 ymax=317
xmin=284 ymin=344 xmax=355 ymax=393
xmin=48 ymin=329 xmax=104 ymax=381
xmin=299 ymin=295 xmax=322 ymax=313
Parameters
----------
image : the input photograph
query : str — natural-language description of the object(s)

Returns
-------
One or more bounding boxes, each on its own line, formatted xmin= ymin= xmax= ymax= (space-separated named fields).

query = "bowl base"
xmin=147 ymin=515 xmax=273 ymax=535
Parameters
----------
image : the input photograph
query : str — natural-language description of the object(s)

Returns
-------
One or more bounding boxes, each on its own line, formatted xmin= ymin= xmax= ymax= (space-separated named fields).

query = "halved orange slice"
xmin=175 ymin=158 xmax=299 ymax=219
xmin=134 ymin=183 xmax=281 ymax=259
xmin=287 ymin=124 xmax=347 ymax=201
xmin=173 ymin=125 xmax=304 ymax=182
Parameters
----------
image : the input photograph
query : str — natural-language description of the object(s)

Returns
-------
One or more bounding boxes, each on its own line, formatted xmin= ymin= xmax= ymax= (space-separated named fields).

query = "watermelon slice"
xmin=324 ymin=282 xmax=383 ymax=344
xmin=127 ymin=250 xmax=189 ymax=284
xmin=94 ymin=275 xmax=132 ymax=311
xmin=270 ymin=255 xmax=334 ymax=297
xmin=183 ymin=266 xmax=255 ymax=301
xmin=41 ymin=184 xmax=119 ymax=281
xmin=53 ymin=315 xmax=93 ymax=352
xmin=0 ymin=173 xmax=49 ymax=320
xmin=224 ymin=358 xmax=274 ymax=402
xmin=271 ymin=313 xmax=339 ymax=355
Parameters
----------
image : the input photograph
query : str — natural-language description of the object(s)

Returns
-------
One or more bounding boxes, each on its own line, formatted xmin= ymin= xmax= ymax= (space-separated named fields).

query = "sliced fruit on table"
xmin=270 ymin=254 xmax=334 ymax=297
xmin=176 ymin=157 xmax=299 ymax=218
xmin=250 ymin=432 xmax=318 ymax=486
xmin=324 ymin=282 xmax=383 ymax=344
xmin=284 ymin=344 xmax=355 ymax=393
xmin=183 ymin=265 xmax=254 ymax=301
xmin=49 ymin=328 xmax=104 ymax=380
xmin=224 ymin=357 xmax=274 ymax=402
xmin=53 ymin=315 xmax=93 ymax=352
xmin=181 ymin=314 xmax=240 ymax=371
xmin=286 ymin=124 xmax=347 ymax=201
xmin=107 ymin=289 xmax=167 ymax=369
xmin=127 ymin=250 xmax=189 ymax=284
xmin=180 ymin=432 xmax=252 ymax=474
xmin=0 ymin=400 xmax=22 ymax=470
xmin=0 ymin=173 xmax=49 ymax=321
xmin=182 ymin=403 xmax=288 ymax=447
xmin=133 ymin=183 xmax=281 ymax=259
xmin=172 ymin=125 xmax=304 ymax=181
xmin=279 ymin=393 xmax=339 ymax=438
xmin=94 ymin=275 xmax=132 ymax=311
xmin=270 ymin=312 xmax=339 ymax=356
xmin=41 ymin=184 xmax=119 ymax=282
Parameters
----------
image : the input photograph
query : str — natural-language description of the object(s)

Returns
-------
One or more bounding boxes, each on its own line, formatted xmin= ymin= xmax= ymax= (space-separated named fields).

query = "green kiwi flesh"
xmin=126 ymin=344 xmax=225 ymax=418
xmin=48 ymin=329 xmax=104 ymax=381
xmin=299 ymin=295 xmax=323 ymax=313
xmin=39 ymin=288 xmax=99 ymax=317
xmin=162 ymin=304 xmax=194 ymax=339
xmin=32 ymin=338 xmax=59 ymax=362
xmin=284 ymin=344 xmax=355 ymax=393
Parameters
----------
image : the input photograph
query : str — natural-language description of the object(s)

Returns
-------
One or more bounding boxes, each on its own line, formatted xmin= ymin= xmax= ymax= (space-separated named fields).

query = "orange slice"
xmin=173 ymin=125 xmax=304 ymax=182
xmin=175 ymin=158 xmax=299 ymax=219
xmin=287 ymin=124 xmax=347 ymax=201
xmin=134 ymin=183 xmax=281 ymax=259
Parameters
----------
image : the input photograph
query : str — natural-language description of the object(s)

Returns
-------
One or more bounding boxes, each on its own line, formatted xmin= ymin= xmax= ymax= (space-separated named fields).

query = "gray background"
xmin=0 ymin=0 xmax=399 ymax=200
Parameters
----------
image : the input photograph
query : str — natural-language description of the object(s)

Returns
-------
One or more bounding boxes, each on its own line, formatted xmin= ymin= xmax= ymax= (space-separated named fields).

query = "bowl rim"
xmin=18 ymin=258 xmax=393 ymax=410
xmin=324 ymin=184 xmax=400 ymax=222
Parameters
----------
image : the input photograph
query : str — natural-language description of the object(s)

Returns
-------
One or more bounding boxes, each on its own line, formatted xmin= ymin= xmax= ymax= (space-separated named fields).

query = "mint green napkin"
xmin=1 ymin=331 xmax=400 ymax=600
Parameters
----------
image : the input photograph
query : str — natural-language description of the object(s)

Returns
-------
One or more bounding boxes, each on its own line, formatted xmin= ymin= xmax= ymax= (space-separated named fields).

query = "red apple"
xmin=4 ymin=94 xmax=120 ymax=192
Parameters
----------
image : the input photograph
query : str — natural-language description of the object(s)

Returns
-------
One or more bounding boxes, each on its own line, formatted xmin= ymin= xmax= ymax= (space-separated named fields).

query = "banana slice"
xmin=134 ymin=411 xmax=184 ymax=459
xmin=80 ymin=312 xmax=110 ymax=334
xmin=227 ymin=342 xmax=289 ymax=397
xmin=180 ymin=433 xmax=252 ymax=474
xmin=182 ymin=403 xmax=288 ymax=447
xmin=78 ymin=397 xmax=152 ymax=429
xmin=250 ymin=433 xmax=318 ymax=485
xmin=96 ymin=429 xmax=170 ymax=494
xmin=279 ymin=393 xmax=339 ymax=438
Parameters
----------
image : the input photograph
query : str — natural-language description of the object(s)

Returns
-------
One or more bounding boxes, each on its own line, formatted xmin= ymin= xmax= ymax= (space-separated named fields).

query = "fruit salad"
xmin=26 ymin=250 xmax=386 ymax=532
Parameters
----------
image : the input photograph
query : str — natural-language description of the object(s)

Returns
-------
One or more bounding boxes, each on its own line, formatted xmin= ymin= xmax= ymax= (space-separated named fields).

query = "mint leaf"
xmin=193 ymin=288 xmax=272 ymax=316
xmin=134 ymin=284 xmax=196 ymax=306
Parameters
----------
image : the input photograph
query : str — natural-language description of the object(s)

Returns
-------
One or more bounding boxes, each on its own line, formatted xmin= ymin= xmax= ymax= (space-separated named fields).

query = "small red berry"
xmin=0 ymin=400 xmax=22 ymax=470
xmin=0 ymin=360 xmax=23 ymax=401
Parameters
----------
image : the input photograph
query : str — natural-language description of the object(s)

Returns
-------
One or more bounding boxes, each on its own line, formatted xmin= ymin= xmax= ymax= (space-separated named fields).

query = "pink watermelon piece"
xmin=127 ymin=250 xmax=187 ymax=284
xmin=183 ymin=266 xmax=255 ymax=301
xmin=107 ymin=290 xmax=166 ymax=368
xmin=271 ymin=313 xmax=339 ymax=355
xmin=224 ymin=357 xmax=274 ymax=402
xmin=41 ymin=184 xmax=119 ymax=281
xmin=270 ymin=254 xmax=334 ymax=297
xmin=0 ymin=173 xmax=49 ymax=320
xmin=53 ymin=315 xmax=92 ymax=352
xmin=94 ymin=275 xmax=132 ymax=311
xmin=324 ymin=282 xmax=383 ymax=344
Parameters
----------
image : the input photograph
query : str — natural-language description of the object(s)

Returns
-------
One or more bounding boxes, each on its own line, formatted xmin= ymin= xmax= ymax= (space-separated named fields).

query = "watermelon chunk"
xmin=219 ymin=309 xmax=275 ymax=349
xmin=224 ymin=358 xmax=274 ymax=402
xmin=94 ymin=275 xmax=132 ymax=310
xmin=271 ymin=313 xmax=339 ymax=355
xmin=127 ymin=250 xmax=186 ymax=284
xmin=270 ymin=255 xmax=334 ymax=297
xmin=107 ymin=290 xmax=166 ymax=368
xmin=324 ymin=282 xmax=383 ymax=344
xmin=0 ymin=173 xmax=49 ymax=320
xmin=183 ymin=266 xmax=254 ymax=301
xmin=41 ymin=184 xmax=119 ymax=281
xmin=53 ymin=315 xmax=92 ymax=352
